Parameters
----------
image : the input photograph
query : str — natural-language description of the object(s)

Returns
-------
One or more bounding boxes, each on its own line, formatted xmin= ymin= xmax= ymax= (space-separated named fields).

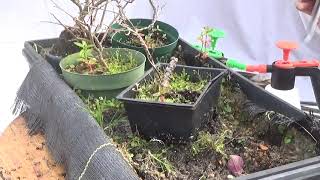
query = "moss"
xmin=66 ymin=51 xmax=138 ymax=75
xmin=136 ymin=70 xmax=208 ymax=104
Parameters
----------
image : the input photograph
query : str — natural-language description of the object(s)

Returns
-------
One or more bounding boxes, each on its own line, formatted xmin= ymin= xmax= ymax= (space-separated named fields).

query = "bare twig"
xmin=50 ymin=0 xmax=163 ymax=72
xmin=70 ymin=0 xmax=83 ymax=12
xmin=50 ymin=13 xmax=77 ymax=38
xmin=50 ymin=0 xmax=123 ymax=68
xmin=115 ymin=0 xmax=162 ymax=73
xmin=95 ymin=1 xmax=109 ymax=33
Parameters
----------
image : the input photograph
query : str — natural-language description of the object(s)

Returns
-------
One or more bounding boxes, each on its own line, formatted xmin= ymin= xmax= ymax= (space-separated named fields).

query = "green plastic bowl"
xmin=60 ymin=48 xmax=146 ymax=98
xmin=111 ymin=18 xmax=179 ymax=69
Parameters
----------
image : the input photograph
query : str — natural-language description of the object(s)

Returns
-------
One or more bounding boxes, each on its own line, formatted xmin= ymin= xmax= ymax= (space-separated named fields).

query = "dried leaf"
xmin=259 ymin=144 xmax=268 ymax=151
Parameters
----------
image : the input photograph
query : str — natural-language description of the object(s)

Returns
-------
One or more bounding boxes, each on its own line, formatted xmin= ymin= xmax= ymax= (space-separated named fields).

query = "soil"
xmin=0 ymin=117 xmax=65 ymax=180
xmin=124 ymin=27 xmax=170 ymax=48
xmin=96 ymin=80 xmax=319 ymax=180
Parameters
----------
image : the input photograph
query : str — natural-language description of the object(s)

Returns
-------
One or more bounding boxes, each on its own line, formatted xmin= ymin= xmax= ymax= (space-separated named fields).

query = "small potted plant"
xmin=60 ymin=41 xmax=145 ymax=98
xmin=184 ymin=26 xmax=226 ymax=67
xmin=55 ymin=0 xmax=148 ymax=98
xmin=111 ymin=1 xmax=179 ymax=69
xmin=117 ymin=57 xmax=226 ymax=140
xmin=30 ymin=0 xmax=121 ymax=73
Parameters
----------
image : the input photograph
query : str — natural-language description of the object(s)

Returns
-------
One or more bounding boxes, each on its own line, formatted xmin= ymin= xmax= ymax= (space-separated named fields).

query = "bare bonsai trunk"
xmin=51 ymin=0 xmax=136 ymax=69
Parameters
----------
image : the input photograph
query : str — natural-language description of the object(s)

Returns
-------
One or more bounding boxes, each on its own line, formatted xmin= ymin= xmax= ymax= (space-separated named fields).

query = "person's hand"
xmin=296 ymin=0 xmax=316 ymax=15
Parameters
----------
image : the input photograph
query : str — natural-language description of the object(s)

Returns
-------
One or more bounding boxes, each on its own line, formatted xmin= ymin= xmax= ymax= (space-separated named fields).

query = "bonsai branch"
xmin=50 ymin=0 xmax=135 ymax=68
xmin=161 ymin=57 xmax=178 ymax=88
xmin=115 ymin=0 xmax=162 ymax=74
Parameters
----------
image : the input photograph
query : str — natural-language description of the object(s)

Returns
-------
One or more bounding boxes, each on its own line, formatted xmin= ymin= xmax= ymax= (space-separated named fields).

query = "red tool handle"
xmin=246 ymin=65 xmax=268 ymax=73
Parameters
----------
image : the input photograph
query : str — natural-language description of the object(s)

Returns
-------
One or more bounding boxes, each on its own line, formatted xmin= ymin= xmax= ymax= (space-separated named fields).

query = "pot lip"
xmin=45 ymin=53 xmax=63 ymax=59
xmin=59 ymin=47 xmax=146 ymax=77
xmin=117 ymin=63 xmax=227 ymax=109
xmin=111 ymin=18 xmax=179 ymax=50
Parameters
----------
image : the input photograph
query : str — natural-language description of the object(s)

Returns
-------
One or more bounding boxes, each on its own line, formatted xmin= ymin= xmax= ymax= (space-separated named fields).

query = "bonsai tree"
xmin=50 ymin=0 xmax=135 ymax=68
xmin=51 ymin=0 xmax=165 ymax=72
xmin=113 ymin=0 xmax=163 ymax=71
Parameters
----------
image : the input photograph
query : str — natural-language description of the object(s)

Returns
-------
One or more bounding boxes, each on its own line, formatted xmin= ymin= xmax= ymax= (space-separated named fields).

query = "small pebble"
xmin=227 ymin=174 xmax=235 ymax=179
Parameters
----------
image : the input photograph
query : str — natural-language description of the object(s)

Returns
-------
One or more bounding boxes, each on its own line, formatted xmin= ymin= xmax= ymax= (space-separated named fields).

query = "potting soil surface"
xmin=0 ymin=117 xmax=65 ymax=180
xmin=87 ymin=80 xmax=319 ymax=180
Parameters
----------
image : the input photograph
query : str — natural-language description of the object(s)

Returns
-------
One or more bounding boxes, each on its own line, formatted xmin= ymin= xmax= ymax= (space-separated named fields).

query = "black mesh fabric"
xmin=13 ymin=49 xmax=139 ymax=180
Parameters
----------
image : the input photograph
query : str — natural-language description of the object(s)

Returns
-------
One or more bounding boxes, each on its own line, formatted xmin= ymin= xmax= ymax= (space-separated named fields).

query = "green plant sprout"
xmin=74 ymin=41 xmax=94 ymax=60
xmin=148 ymin=150 xmax=174 ymax=175
xmin=84 ymin=96 xmax=123 ymax=127
xmin=193 ymin=26 xmax=225 ymax=59
xmin=191 ymin=130 xmax=230 ymax=157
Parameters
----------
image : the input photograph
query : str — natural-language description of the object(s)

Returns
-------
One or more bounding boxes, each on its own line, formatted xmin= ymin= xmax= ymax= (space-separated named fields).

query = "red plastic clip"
xmin=246 ymin=65 xmax=268 ymax=73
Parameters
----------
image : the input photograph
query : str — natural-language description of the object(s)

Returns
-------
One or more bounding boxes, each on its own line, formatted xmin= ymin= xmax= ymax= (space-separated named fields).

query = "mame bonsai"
xmin=111 ymin=1 xmax=179 ymax=69
xmin=117 ymin=55 xmax=226 ymax=139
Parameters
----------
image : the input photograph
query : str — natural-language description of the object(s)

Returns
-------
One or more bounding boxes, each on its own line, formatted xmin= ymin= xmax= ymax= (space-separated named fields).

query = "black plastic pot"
xmin=117 ymin=63 xmax=226 ymax=140
xmin=183 ymin=52 xmax=227 ymax=67
xmin=45 ymin=53 xmax=62 ymax=74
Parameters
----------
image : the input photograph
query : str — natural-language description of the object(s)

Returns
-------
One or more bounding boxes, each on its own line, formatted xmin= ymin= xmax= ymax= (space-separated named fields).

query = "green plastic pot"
xmin=60 ymin=48 xmax=146 ymax=98
xmin=111 ymin=18 xmax=179 ymax=70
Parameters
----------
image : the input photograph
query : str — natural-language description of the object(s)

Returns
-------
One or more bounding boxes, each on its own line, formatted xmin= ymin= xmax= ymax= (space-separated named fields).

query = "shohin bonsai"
xmin=135 ymin=58 xmax=209 ymax=104
xmin=51 ymin=0 xmax=175 ymax=77
xmin=51 ymin=0 xmax=141 ymax=71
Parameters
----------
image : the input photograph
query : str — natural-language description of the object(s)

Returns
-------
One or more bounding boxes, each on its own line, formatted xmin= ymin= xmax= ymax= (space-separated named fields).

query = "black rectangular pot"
xmin=24 ymin=38 xmax=63 ymax=72
xmin=117 ymin=63 xmax=227 ymax=140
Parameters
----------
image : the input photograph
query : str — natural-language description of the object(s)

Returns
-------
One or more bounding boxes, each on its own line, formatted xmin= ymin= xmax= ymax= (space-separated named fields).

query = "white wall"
xmin=0 ymin=0 xmax=65 ymax=133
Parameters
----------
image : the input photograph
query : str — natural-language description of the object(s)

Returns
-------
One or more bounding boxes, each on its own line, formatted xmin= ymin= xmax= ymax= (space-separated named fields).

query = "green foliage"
xmin=66 ymin=49 xmax=138 ymax=75
xmin=148 ymin=150 xmax=174 ymax=174
xmin=74 ymin=40 xmax=94 ymax=60
xmin=83 ymin=96 xmax=123 ymax=127
xmin=218 ymin=80 xmax=237 ymax=120
xmin=170 ymin=71 xmax=207 ymax=92
xmin=284 ymin=133 xmax=294 ymax=144
xmin=277 ymin=125 xmax=286 ymax=134
xmin=136 ymin=70 xmax=208 ymax=104
xmin=128 ymin=135 xmax=149 ymax=150
xmin=191 ymin=131 xmax=230 ymax=157
xmin=107 ymin=51 xmax=138 ymax=74
xmin=277 ymin=125 xmax=294 ymax=144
